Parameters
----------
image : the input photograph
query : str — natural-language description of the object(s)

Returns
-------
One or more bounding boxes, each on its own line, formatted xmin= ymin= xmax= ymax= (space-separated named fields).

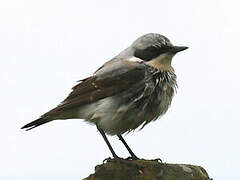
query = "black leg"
xmin=96 ymin=125 xmax=119 ymax=159
xmin=118 ymin=135 xmax=139 ymax=160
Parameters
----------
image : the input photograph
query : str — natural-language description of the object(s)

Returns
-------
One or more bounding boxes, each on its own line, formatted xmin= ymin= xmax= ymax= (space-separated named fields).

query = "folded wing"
xmin=41 ymin=60 xmax=146 ymax=118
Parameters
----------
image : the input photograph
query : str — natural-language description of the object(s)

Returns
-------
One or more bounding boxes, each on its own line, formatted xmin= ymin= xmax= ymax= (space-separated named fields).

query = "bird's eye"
xmin=134 ymin=46 xmax=169 ymax=61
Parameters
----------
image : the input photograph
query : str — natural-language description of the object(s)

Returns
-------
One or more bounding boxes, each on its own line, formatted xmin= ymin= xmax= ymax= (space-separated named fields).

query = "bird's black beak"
xmin=171 ymin=46 xmax=188 ymax=54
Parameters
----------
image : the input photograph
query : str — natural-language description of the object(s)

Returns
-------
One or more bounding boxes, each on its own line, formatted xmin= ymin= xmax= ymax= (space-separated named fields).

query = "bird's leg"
xmin=96 ymin=127 xmax=144 ymax=170
xmin=96 ymin=125 xmax=119 ymax=159
xmin=118 ymin=134 xmax=139 ymax=160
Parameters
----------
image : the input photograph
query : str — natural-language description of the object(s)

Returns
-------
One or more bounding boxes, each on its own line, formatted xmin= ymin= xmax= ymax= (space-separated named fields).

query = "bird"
xmin=21 ymin=33 xmax=188 ymax=160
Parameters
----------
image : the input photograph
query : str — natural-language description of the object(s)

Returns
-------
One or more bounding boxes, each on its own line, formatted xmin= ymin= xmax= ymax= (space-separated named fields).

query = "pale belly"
xmin=78 ymin=83 xmax=174 ymax=135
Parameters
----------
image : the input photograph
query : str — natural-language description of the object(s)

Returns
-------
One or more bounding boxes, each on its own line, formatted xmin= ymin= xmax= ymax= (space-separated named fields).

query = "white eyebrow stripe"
xmin=128 ymin=56 xmax=143 ymax=63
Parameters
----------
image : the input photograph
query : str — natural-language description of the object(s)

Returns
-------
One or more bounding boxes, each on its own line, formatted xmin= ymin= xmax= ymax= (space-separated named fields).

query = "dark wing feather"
xmin=42 ymin=60 xmax=145 ymax=117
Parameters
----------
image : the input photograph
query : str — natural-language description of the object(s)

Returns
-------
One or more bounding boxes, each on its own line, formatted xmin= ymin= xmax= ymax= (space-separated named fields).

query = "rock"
xmin=83 ymin=159 xmax=212 ymax=180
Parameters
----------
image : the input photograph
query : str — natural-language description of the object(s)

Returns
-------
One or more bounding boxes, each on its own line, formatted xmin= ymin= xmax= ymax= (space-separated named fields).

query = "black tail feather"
xmin=21 ymin=118 xmax=51 ymax=131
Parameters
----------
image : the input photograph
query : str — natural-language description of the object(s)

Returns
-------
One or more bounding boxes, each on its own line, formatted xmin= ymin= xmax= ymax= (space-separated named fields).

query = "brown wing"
xmin=42 ymin=60 xmax=146 ymax=117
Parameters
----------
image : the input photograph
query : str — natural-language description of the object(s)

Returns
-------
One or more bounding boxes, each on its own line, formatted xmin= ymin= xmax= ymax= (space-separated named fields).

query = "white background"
xmin=0 ymin=0 xmax=239 ymax=179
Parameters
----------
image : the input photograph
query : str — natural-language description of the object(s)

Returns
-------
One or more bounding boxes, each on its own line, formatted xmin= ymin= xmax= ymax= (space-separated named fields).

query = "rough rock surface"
xmin=83 ymin=159 xmax=211 ymax=180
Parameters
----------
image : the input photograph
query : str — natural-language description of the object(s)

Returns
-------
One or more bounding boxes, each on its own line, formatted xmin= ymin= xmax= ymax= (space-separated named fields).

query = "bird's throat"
xmin=146 ymin=53 xmax=173 ymax=71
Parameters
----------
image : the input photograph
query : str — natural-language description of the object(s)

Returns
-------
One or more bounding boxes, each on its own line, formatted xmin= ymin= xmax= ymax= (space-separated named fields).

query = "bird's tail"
xmin=21 ymin=117 xmax=52 ymax=131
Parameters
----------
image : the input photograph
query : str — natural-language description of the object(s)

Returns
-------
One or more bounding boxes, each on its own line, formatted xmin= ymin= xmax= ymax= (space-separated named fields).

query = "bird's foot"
xmin=125 ymin=155 xmax=139 ymax=160
xmin=103 ymin=157 xmax=113 ymax=163
xmin=125 ymin=156 xmax=162 ymax=163
xmin=103 ymin=155 xmax=125 ymax=163
xmin=103 ymin=156 xmax=144 ymax=171
xmin=150 ymin=158 xmax=162 ymax=163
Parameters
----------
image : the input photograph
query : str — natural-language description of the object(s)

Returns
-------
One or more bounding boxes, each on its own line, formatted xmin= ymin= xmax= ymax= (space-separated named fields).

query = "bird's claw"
xmin=125 ymin=156 xmax=139 ymax=160
xmin=103 ymin=157 xmax=113 ymax=163
xmin=151 ymin=158 xmax=162 ymax=163
xmin=102 ymin=156 xmax=144 ymax=170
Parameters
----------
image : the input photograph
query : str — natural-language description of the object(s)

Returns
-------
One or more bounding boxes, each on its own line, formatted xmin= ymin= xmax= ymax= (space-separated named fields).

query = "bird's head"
xmin=130 ymin=33 xmax=188 ymax=70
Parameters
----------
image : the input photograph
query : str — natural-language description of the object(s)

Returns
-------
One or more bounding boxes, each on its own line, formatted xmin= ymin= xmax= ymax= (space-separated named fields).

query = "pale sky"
xmin=0 ymin=0 xmax=240 ymax=179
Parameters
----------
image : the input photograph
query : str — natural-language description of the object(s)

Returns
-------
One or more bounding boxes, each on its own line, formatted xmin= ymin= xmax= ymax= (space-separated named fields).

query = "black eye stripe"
xmin=134 ymin=46 xmax=170 ymax=61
